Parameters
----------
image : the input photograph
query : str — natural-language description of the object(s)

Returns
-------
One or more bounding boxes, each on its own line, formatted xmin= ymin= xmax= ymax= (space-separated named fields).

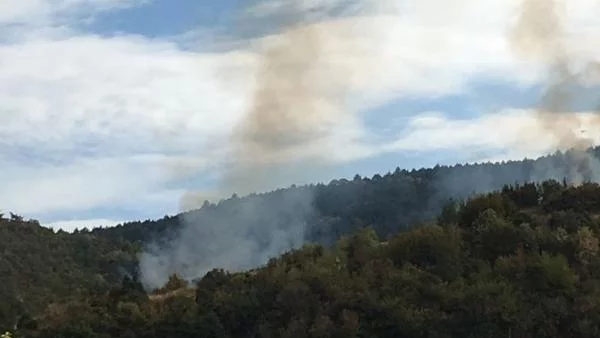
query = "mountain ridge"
xmin=1 ymin=147 xmax=599 ymax=331
xmin=22 ymin=176 xmax=600 ymax=337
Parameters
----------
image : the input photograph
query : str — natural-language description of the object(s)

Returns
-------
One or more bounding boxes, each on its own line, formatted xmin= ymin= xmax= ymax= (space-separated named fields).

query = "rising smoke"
xmin=433 ymin=0 xmax=600 ymax=198
xmin=138 ymin=0 xmax=600 ymax=290
xmin=510 ymin=0 xmax=600 ymax=156
xmin=139 ymin=0 xmax=380 ymax=290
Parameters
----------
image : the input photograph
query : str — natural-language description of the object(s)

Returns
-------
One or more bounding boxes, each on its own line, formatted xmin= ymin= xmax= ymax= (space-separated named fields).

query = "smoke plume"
xmin=221 ymin=1 xmax=385 ymax=196
xmin=510 ymin=0 xmax=600 ymax=151
xmin=139 ymin=0 xmax=379 ymax=290
xmin=138 ymin=0 xmax=600 ymax=290
xmin=509 ymin=0 xmax=600 ymax=183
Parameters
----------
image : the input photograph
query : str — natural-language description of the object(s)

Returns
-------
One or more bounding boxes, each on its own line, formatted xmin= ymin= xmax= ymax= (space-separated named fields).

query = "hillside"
xmin=94 ymin=148 xmax=600 ymax=246
xmin=0 ymin=148 xmax=599 ymax=333
xmin=93 ymin=148 xmax=600 ymax=287
xmin=22 ymin=180 xmax=600 ymax=338
xmin=0 ymin=215 xmax=139 ymax=331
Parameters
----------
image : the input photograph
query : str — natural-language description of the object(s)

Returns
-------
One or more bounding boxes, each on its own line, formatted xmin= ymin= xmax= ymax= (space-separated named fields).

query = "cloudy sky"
xmin=1 ymin=0 xmax=599 ymax=231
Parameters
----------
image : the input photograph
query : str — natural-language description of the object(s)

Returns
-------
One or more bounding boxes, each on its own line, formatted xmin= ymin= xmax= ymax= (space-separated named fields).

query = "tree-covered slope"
xmin=1 ymin=148 xmax=599 ymax=334
xmin=0 ymin=215 xmax=139 ymax=331
xmin=92 ymin=148 xmax=600 ymax=257
xmin=24 ymin=180 xmax=600 ymax=338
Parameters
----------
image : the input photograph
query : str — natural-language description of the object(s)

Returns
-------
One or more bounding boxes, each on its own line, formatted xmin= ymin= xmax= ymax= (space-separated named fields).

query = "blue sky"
xmin=0 ymin=0 xmax=599 ymax=231
xmin=85 ymin=0 xmax=242 ymax=37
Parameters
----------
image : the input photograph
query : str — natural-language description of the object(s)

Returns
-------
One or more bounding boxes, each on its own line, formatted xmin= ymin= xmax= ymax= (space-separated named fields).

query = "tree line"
xmin=19 ymin=180 xmax=600 ymax=337
xmin=0 ymin=148 xmax=599 ymax=336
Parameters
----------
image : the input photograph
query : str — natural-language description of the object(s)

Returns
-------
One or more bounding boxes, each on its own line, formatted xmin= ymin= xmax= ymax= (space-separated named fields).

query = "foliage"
xmin=19 ymin=180 xmax=600 ymax=338
xmin=2 ymin=148 xmax=600 ymax=336
xmin=90 ymin=149 xmax=600 ymax=244
xmin=0 ymin=217 xmax=137 ymax=332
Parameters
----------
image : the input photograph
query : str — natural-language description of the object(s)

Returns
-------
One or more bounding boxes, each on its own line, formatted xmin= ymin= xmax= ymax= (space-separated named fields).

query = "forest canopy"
xmin=20 ymin=179 xmax=600 ymax=338
xmin=1 ymin=148 xmax=600 ymax=337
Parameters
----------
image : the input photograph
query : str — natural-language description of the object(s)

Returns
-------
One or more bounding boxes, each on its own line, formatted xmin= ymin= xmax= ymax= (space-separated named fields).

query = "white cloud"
xmin=0 ymin=155 xmax=182 ymax=215
xmin=382 ymin=109 xmax=600 ymax=160
xmin=1 ymin=0 xmax=599 ymax=230
xmin=0 ymin=34 xmax=252 ymax=155
xmin=45 ymin=218 xmax=125 ymax=232
xmin=0 ymin=0 xmax=143 ymax=26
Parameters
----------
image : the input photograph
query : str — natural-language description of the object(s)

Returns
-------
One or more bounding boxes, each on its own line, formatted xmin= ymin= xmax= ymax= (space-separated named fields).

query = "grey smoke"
xmin=509 ymin=0 xmax=600 ymax=184
xmin=221 ymin=0 xmax=379 ymax=197
xmin=138 ymin=0 xmax=600 ymax=290
xmin=510 ymin=0 xmax=600 ymax=152
xmin=139 ymin=0 xmax=374 ymax=290
xmin=139 ymin=188 xmax=313 ymax=289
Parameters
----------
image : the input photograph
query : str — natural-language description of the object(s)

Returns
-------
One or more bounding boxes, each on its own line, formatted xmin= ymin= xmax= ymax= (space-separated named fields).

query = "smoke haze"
xmin=139 ymin=187 xmax=315 ymax=289
xmin=221 ymin=0 xmax=396 ymax=196
xmin=139 ymin=0 xmax=381 ymax=290
xmin=510 ymin=0 xmax=600 ymax=151
xmin=138 ymin=0 xmax=600 ymax=290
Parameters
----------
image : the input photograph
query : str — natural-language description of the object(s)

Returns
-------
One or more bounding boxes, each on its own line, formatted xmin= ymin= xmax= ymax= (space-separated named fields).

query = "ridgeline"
xmin=1 ymin=148 xmax=600 ymax=337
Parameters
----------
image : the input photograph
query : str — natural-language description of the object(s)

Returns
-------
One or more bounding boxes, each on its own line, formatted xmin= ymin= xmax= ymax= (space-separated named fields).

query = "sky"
xmin=1 ymin=0 xmax=599 ymax=232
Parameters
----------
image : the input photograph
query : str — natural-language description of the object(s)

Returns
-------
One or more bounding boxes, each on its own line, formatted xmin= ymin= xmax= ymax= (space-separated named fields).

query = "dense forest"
xmin=98 ymin=148 xmax=600 ymax=287
xmin=93 ymin=148 xmax=600 ymax=245
xmin=16 ymin=179 xmax=600 ymax=337
xmin=0 ymin=215 xmax=139 ymax=333
xmin=1 ymin=148 xmax=599 ymax=336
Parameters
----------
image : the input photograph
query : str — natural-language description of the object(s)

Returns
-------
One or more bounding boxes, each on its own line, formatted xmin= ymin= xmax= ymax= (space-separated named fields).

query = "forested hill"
xmin=0 ymin=214 xmax=139 ymax=331
xmin=0 ymin=148 xmax=599 ymax=333
xmin=92 ymin=147 xmax=600 ymax=246
xmin=23 ymin=179 xmax=600 ymax=337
